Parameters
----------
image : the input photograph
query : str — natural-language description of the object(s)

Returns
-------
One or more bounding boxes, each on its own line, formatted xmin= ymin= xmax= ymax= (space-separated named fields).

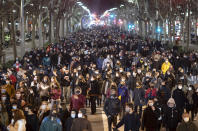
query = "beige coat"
xmin=9 ymin=119 xmax=26 ymax=131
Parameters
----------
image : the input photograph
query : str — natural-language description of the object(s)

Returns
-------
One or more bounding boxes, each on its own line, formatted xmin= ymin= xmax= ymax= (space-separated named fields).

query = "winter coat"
xmin=50 ymin=88 xmax=61 ymax=100
xmin=102 ymin=58 xmax=113 ymax=70
xmin=89 ymin=80 xmax=100 ymax=96
xmin=161 ymin=62 xmax=171 ymax=75
xmin=141 ymin=106 xmax=160 ymax=130
xmin=176 ymin=121 xmax=198 ymax=131
xmin=157 ymin=86 xmax=171 ymax=105
xmin=145 ymin=88 xmax=157 ymax=100
xmin=104 ymin=95 xmax=121 ymax=116
xmin=5 ymin=84 xmax=15 ymax=98
xmin=126 ymin=76 xmax=136 ymax=91
xmin=71 ymin=118 xmax=92 ymax=131
xmin=192 ymin=92 xmax=198 ymax=108
xmin=97 ymin=58 xmax=104 ymax=70
xmin=0 ymin=111 xmax=9 ymax=126
xmin=116 ymin=112 xmax=141 ymax=131
xmin=173 ymin=89 xmax=187 ymax=109
xmin=9 ymin=119 xmax=26 ymax=131
xmin=70 ymin=94 xmax=85 ymax=111
xmin=42 ymin=57 xmax=51 ymax=67
xmin=162 ymin=106 xmax=180 ymax=129
xmin=40 ymin=116 xmax=62 ymax=131
xmin=133 ymin=87 xmax=145 ymax=106
xmin=26 ymin=114 xmax=39 ymax=131
xmin=118 ymin=85 xmax=129 ymax=105
xmin=64 ymin=117 xmax=73 ymax=131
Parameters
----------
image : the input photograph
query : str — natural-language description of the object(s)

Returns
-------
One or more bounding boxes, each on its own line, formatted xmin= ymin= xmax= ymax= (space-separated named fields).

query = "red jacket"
xmin=50 ymin=88 xmax=61 ymax=100
xmin=70 ymin=94 xmax=85 ymax=111
xmin=9 ymin=75 xmax=17 ymax=85
xmin=145 ymin=88 xmax=157 ymax=99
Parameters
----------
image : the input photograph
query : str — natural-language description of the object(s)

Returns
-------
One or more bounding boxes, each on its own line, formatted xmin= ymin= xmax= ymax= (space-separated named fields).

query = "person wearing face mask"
xmin=37 ymin=101 xmax=50 ymax=125
xmin=40 ymin=109 xmax=62 ymax=131
xmin=133 ymin=81 xmax=145 ymax=118
xmin=104 ymin=88 xmax=121 ymax=131
xmin=102 ymin=55 xmax=113 ymax=70
xmin=186 ymin=85 xmax=195 ymax=120
xmin=114 ymin=103 xmax=141 ymax=131
xmin=4 ymin=80 xmax=15 ymax=98
xmin=126 ymin=71 xmax=136 ymax=102
xmin=173 ymin=83 xmax=187 ymax=121
xmin=141 ymin=99 xmax=160 ymax=131
xmin=176 ymin=112 xmax=198 ymax=131
xmin=162 ymin=98 xmax=180 ymax=131
xmin=42 ymin=54 xmax=51 ymax=67
xmin=25 ymin=105 xmax=39 ymax=131
xmin=88 ymin=76 xmax=100 ymax=114
xmin=161 ymin=58 xmax=172 ymax=75
xmin=7 ymin=109 xmax=26 ymax=131
xmin=64 ymin=110 xmax=76 ymax=131
xmin=118 ymin=79 xmax=129 ymax=119
xmin=0 ymin=102 xmax=9 ymax=127
xmin=192 ymin=88 xmax=198 ymax=121
xmin=70 ymin=87 xmax=85 ymax=112
xmin=39 ymin=76 xmax=50 ymax=101
xmin=71 ymin=109 xmax=92 ymax=131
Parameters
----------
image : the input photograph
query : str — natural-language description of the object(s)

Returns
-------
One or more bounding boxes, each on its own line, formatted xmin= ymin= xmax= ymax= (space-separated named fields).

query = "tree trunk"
xmin=49 ymin=10 xmax=52 ymax=43
xmin=38 ymin=12 xmax=43 ymax=47
xmin=173 ymin=19 xmax=176 ymax=44
xmin=20 ymin=0 xmax=25 ymax=58
xmin=168 ymin=19 xmax=172 ymax=44
xmin=55 ymin=18 xmax=60 ymax=42
xmin=11 ymin=15 xmax=17 ymax=60
xmin=51 ymin=13 xmax=54 ymax=42
xmin=32 ymin=15 xmax=36 ymax=48
xmin=187 ymin=4 xmax=191 ymax=50
xmin=0 ymin=18 xmax=2 ymax=53
xmin=163 ymin=19 xmax=167 ymax=42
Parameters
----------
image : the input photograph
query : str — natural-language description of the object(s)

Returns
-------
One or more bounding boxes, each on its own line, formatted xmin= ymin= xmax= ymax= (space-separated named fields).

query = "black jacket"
xmin=162 ymin=106 xmax=180 ymax=129
xmin=116 ymin=112 xmax=140 ymax=131
xmin=173 ymin=89 xmax=187 ymax=109
xmin=104 ymin=95 xmax=121 ymax=116
xmin=26 ymin=114 xmax=39 ymax=131
xmin=141 ymin=106 xmax=160 ymax=130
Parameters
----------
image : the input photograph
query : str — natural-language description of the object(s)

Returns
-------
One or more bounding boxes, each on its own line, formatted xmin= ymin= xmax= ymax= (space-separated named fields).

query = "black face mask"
xmin=75 ymin=91 xmax=80 ymax=95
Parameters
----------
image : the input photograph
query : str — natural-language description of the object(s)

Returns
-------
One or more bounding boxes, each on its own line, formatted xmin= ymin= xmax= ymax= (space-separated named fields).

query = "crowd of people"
xmin=0 ymin=26 xmax=198 ymax=131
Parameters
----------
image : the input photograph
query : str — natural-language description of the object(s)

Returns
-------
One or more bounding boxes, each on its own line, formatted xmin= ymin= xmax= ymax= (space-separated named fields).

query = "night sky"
xmin=81 ymin=0 xmax=125 ymax=15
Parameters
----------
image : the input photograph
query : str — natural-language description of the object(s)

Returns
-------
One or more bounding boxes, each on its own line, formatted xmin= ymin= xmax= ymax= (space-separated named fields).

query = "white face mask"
xmin=41 ymin=105 xmax=47 ymax=110
xmin=71 ymin=114 xmax=76 ymax=118
xmin=178 ymin=85 xmax=182 ymax=89
xmin=1 ymin=97 xmax=6 ymax=101
xmin=137 ymin=70 xmax=141 ymax=73
xmin=78 ymin=113 xmax=83 ymax=118
xmin=12 ymin=106 xmax=17 ymax=110
xmin=189 ymin=87 xmax=192 ymax=91
xmin=125 ymin=107 xmax=130 ymax=112
xmin=184 ymin=117 xmax=189 ymax=122
xmin=149 ymin=103 xmax=154 ymax=107
xmin=16 ymin=94 xmax=21 ymax=98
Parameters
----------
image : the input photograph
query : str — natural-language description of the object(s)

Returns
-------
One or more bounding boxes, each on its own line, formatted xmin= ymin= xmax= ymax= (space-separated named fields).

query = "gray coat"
xmin=133 ymin=87 xmax=145 ymax=106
